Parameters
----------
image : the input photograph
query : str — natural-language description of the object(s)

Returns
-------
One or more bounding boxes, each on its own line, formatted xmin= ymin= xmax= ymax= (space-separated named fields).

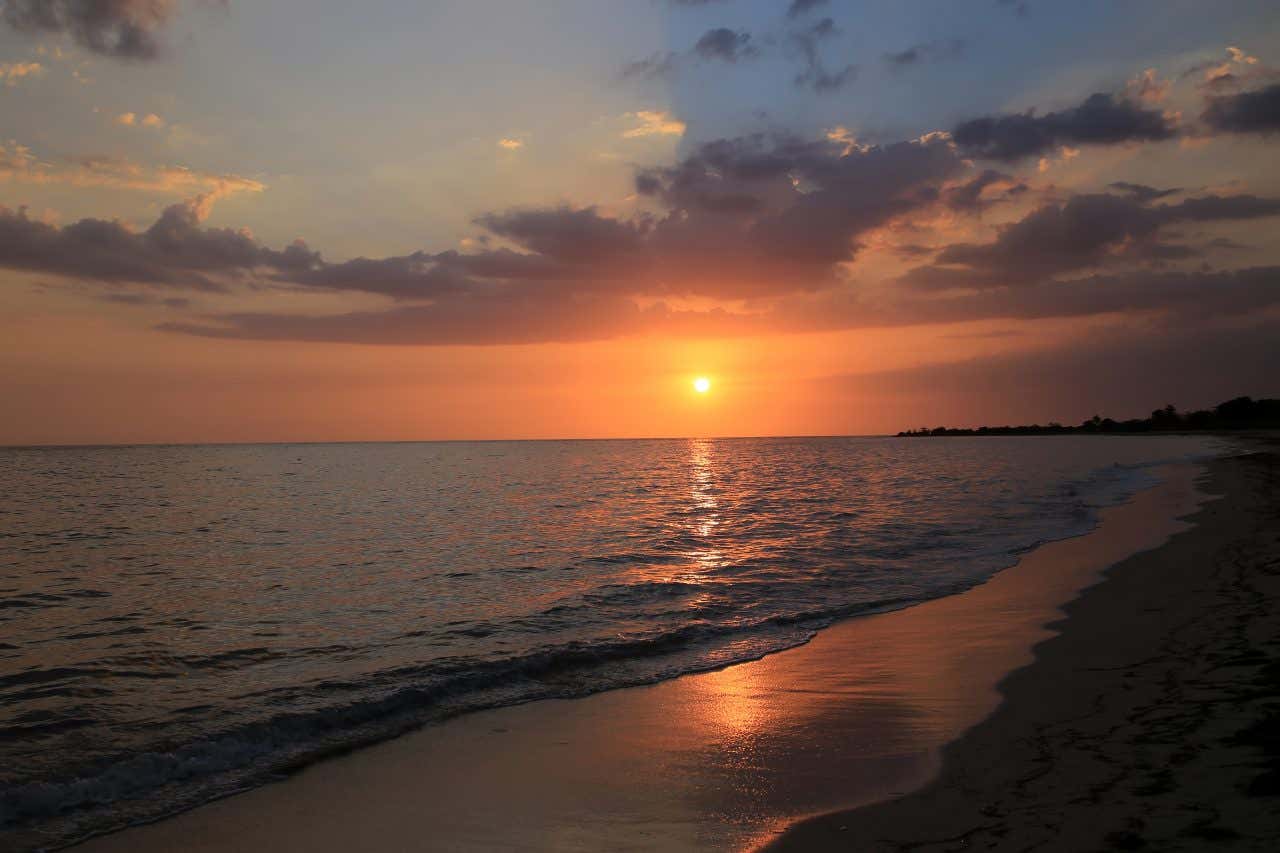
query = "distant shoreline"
xmin=899 ymin=395 xmax=1279 ymax=436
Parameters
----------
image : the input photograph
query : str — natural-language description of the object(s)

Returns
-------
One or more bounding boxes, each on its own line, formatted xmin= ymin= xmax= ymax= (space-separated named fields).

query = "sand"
xmin=767 ymin=448 xmax=1280 ymax=851
xmin=67 ymin=450 xmax=1278 ymax=852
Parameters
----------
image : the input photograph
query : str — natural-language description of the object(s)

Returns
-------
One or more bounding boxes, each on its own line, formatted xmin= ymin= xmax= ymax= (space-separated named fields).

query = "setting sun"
xmin=693 ymin=377 xmax=712 ymax=394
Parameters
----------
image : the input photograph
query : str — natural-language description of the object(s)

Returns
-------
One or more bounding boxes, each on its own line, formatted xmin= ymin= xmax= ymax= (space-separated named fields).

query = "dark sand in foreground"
xmin=68 ymin=452 xmax=1278 ymax=851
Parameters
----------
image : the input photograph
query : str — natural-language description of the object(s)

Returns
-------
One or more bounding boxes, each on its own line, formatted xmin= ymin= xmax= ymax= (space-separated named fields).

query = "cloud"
xmin=1201 ymin=83 xmax=1280 ymax=135
xmin=161 ymin=294 xmax=670 ymax=346
xmin=619 ymin=51 xmax=678 ymax=81
xmin=475 ymin=205 xmax=647 ymax=267
xmin=0 ymin=60 xmax=42 ymax=85
xmin=823 ymin=125 xmax=865 ymax=155
xmin=622 ymin=110 xmax=686 ymax=138
xmin=789 ymin=16 xmax=854 ymax=93
xmin=0 ymin=141 xmax=264 ymax=197
xmin=1184 ymin=45 xmax=1273 ymax=93
xmin=899 ymin=191 xmax=1280 ymax=290
xmin=1125 ymin=68 xmax=1169 ymax=104
xmin=10 ymin=82 xmax=1277 ymax=350
xmin=786 ymin=0 xmax=828 ymax=19
xmin=621 ymin=12 xmax=844 ymax=87
xmin=632 ymin=132 xmax=964 ymax=296
xmin=884 ymin=39 xmax=965 ymax=69
xmin=0 ymin=193 xmax=308 ymax=291
xmin=7 ymin=130 xmax=967 ymax=344
xmin=162 ymin=263 xmax=1280 ymax=346
xmin=1106 ymin=181 xmax=1181 ymax=203
xmin=783 ymin=265 xmax=1280 ymax=333
xmin=941 ymin=169 xmax=1024 ymax=213
xmin=693 ymin=27 xmax=757 ymax=63
xmin=833 ymin=319 xmax=1280 ymax=420
xmin=1 ymin=0 xmax=185 ymax=60
xmin=114 ymin=111 xmax=166 ymax=128
xmin=952 ymin=92 xmax=1178 ymax=162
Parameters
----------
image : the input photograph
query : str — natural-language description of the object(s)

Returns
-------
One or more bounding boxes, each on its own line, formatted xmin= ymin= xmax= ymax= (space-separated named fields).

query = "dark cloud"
xmin=794 ymin=58 xmax=856 ymax=93
xmin=636 ymin=133 xmax=964 ymax=296
xmin=943 ymin=266 xmax=1280 ymax=323
xmin=0 ymin=0 xmax=209 ymax=60
xmin=619 ymin=51 xmax=678 ymax=80
xmin=786 ymin=0 xmax=828 ymax=18
xmin=622 ymin=6 xmax=849 ymax=89
xmin=0 ymin=197 xmax=309 ymax=291
xmin=475 ymin=206 xmax=646 ymax=265
xmin=45 ymin=133 xmax=954 ymax=345
xmin=832 ymin=319 xmax=1280 ymax=424
xmin=627 ymin=27 xmax=760 ymax=77
xmin=0 ymin=132 xmax=965 ymax=323
xmin=884 ymin=39 xmax=965 ymax=69
xmin=1107 ymin=182 xmax=1181 ymax=203
xmin=943 ymin=169 xmax=1023 ymax=213
xmin=283 ymin=253 xmax=467 ymax=301
xmin=693 ymin=27 xmax=757 ymax=63
xmin=780 ymin=266 xmax=1280 ymax=334
xmin=900 ymin=191 xmax=1280 ymax=291
xmin=1201 ymin=83 xmax=1280 ymax=135
xmin=952 ymin=92 xmax=1178 ymax=162
xmin=789 ymin=16 xmax=854 ymax=93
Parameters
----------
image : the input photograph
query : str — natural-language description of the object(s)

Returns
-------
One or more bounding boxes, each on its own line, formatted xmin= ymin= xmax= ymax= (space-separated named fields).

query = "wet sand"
xmin=71 ymin=457 xmax=1233 ymax=852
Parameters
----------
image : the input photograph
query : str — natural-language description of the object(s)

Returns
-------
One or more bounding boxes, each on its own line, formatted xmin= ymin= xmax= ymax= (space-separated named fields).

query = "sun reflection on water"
xmin=686 ymin=438 xmax=726 ymax=578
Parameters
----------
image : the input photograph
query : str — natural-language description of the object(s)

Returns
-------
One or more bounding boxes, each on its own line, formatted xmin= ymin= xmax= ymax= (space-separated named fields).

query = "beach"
xmin=768 ymin=448 xmax=1280 ymax=845
xmin=769 ymin=447 xmax=1280 ymax=851
xmin=6 ymin=2 xmax=1279 ymax=849
xmin=61 ymin=447 xmax=1278 ymax=851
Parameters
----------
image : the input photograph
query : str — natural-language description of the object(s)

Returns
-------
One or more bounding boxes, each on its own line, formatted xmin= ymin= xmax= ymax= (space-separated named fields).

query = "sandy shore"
xmin=768 ymin=448 xmax=1280 ymax=851
xmin=65 ymin=451 xmax=1246 ymax=852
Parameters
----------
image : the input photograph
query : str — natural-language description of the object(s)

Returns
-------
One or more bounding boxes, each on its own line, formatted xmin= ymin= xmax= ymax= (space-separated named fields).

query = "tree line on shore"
xmin=898 ymin=396 xmax=1280 ymax=437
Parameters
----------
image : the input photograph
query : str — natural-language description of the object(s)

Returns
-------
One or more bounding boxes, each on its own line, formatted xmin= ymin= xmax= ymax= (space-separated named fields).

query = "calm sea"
xmin=0 ymin=435 xmax=1221 ymax=849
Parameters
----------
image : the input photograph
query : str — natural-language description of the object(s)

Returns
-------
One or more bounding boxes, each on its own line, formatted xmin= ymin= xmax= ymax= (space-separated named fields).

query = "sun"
xmin=693 ymin=377 xmax=711 ymax=394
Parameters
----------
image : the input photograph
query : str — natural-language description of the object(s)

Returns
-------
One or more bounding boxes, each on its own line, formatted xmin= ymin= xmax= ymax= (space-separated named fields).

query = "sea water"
xmin=0 ymin=434 xmax=1223 ymax=849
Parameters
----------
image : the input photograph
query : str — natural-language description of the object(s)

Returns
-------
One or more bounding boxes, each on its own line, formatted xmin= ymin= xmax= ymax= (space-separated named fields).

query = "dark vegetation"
xmin=898 ymin=396 xmax=1280 ymax=437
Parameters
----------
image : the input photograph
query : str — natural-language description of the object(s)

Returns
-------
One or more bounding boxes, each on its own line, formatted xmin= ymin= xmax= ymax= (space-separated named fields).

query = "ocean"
xmin=0 ymin=434 xmax=1222 ymax=850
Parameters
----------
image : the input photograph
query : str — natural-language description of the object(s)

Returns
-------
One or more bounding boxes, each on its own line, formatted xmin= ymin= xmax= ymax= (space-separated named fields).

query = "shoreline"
xmin=65 ymin=455 xmax=1219 ymax=852
xmin=767 ymin=447 xmax=1280 ymax=851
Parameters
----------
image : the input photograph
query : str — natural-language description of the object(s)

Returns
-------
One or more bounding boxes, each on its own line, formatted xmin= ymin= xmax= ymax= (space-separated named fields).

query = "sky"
xmin=1 ymin=0 xmax=1278 ymax=444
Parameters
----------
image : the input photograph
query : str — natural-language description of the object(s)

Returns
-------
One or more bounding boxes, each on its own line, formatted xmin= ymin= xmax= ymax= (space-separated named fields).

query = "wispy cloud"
xmin=622 ymin=110 xmax=686 ymax=139
xmin=0 ymin=59 xmax=42 ymax=85
xmin=0 ymin=140 xmax=263 ymax=198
